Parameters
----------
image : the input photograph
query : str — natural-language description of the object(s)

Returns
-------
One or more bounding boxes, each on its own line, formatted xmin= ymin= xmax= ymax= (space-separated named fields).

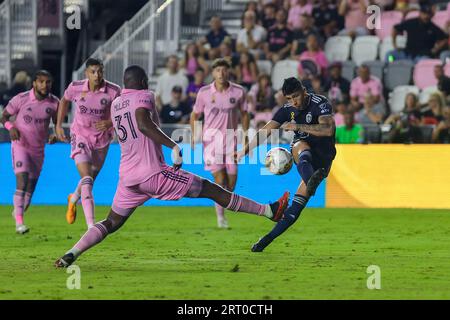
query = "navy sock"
xmin=297 ymin=150 xmax=314 ymax=184
xmin=257 ymin=194 xmax=308 ymax=248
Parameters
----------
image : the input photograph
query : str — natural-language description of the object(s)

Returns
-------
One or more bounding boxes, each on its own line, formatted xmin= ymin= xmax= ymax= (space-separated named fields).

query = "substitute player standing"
xmin=1 ymin=70 xmax=59 ymax=234
xmin=236 ymin=77 xmax=336 ymax=252
xmin=56 ymin=58 xmax=121 ymax=228
xmin=190 ymin=58 xmax=250 ymax=228
xmin=54 ymin=65 xmax=289 ymax=267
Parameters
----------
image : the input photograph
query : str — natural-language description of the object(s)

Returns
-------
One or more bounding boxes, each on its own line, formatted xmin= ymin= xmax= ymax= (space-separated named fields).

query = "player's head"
xmin=123 ymin=65 xmax=148 ymax=90
xmin=211 ymin=58 xmax=231 ymax=85
xmin=282 ymin=77 xmax=307 ymax=109
xmin=32 ymin=70 xmax=52 ymax=98
xmin=85 ymin=58 xmax=104 ymax=86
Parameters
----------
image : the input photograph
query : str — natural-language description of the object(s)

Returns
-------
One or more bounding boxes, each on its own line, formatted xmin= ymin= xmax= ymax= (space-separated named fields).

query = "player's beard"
xmin=35 ymin=89 xmax=49 ymax=99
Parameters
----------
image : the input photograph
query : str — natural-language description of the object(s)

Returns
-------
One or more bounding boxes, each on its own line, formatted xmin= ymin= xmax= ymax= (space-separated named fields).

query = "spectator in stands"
xmin=155 ymin=55 xmax=189 ymax=110
xmin=287 ymin=0 xmax=313 ymax=31
xmin=261 ymin=3 xmax=277 ymax=29
xmin=219 ymin=39 xmax=239 ymax=79
xmin=356 ymin=94 xmax=385 ymax=124
xmin=235 ymin=51 xmax=259 ymax=91
xmin=434 ymin=64 xmax=450 ymax=98
xmin=181 ymin=43 xmax=210 ymax=82
xmin=160 ymin=86 xmax=191 ymax=124
xmin=248 ymin=74 xmax=276 ymax=129
xmin=388 ymin=4 xmax=448 ymax=63
xmin=311 ymin=75 xmax=326 ymax=95
xmin=350 ymin=64 xmax=383 ymax=112
xmin=1 ymin=71 xmax=31 ymax=108
xmin=237 ymin=11 xmax=267 ymax=59
xmin=335 ymin=110 xmax=364 ymax=143
xmin=197 ymin=16 xmax=230 ymax=60
xmin=312 ymin=0 xmax=341 ymax=38
xmin=432 ymin=105 xmax=450 ymax=143
xmin=384 ymin=92 xmax=423 ymax=143
xmin=333 ymin=100 xmax=348 ymax=126
xmin=323 ymin=62 xmax=351 ymax=104
xmin=338 ymin=0 xmax=369 ymax=37
xmin=186 ymin=68 xmax=206 ymax=108
xmin=298 ymin=34 xmax=329 ymax=78
xmin=290 ymin=14 xmax=323 ymax=58
xmin=264 ymin=9 xmax=294 ymax=63
xmin=421 ymin=92 xmax=445 ymax=125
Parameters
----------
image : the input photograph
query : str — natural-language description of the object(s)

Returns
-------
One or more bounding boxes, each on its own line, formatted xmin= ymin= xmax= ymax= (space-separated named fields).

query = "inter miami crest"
xmin=16 ymin=161 xmax=23 ymax=168
xmin=46 ymin=107 xmax=53 ymax=114
xmin=229 ymin=97 xmax=236 ymax=104
xmin=100 ymin=98 xmax=108 ymax=106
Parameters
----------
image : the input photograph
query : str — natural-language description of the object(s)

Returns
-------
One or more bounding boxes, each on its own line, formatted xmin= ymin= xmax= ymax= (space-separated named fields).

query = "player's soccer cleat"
xmin=217 ymin=217 xmax=229 ymax=229
xmin=66 ymin=194 xmax=77 ymax=224
xmin=16 ymin=224 xmax=29 ymax=235
xmin=306 ymin=168 xmax=327 ymax=197
xmin=269 ymin=191 xmax=290 ymax=222
xmin=251 ymin=237 xmax=271 ymax=252
xmin=54 ymin=253 xmax=76 ymax=268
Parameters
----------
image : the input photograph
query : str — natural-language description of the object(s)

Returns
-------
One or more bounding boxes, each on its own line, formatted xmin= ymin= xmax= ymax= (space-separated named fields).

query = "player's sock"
xmin=71 ymin=222 xmax=109 ymax=257
xmin=70 ymin=181 xmax=82 ymax=204
xmin=13 ymin=190 xmax=25 ymax=226
xmin=253 ymin=194 xmax=308 ymax=251
xmin=215 ymin=203 xmax=225 ymax=220
xmin=226 ymin=193 xmax=266 ymax=216
xmin=297 ymin=149 xmax=314 ymax=184
xmin=23 ymin=192 xmax=32 ymax=211
xmin=80 ymin=176 xmax=95 ymax=227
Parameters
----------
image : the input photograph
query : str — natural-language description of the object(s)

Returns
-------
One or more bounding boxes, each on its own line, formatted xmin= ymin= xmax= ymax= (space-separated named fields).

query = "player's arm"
xmin=48 ymin=108 xmax=58 ymax=144
xmin=1 ymin=109 xmax=20 ymax=141
xmin=55 ymin=97 xmax=71 ymax=141
xmin=135 ymin=107 xmax=183 ymax=170
xmin=282 ymin=115 xmax=336 ymax=137
xmin=238 ymin=120 xmax=281 ymax=160
xmin=190 ymin=111 xmax=203 ymax=149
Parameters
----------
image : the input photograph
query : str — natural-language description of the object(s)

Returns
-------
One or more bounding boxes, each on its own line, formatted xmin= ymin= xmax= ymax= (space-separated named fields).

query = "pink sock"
xmin=80 ymin=176 xmax=95 ymax=227
xmin=24 ymin=192 xmax=32 ymax=211
xmin=74 ymin=222 xmax=108 ymax=254
xmin=13 ymin=190 xmax=25 ymax=225
xmin=215 ymin=203 xmax=225 ymax=220
xmin=226 ymin=193 xmax=266 ymax=215
xmin=70 ymin=180 xmax=82 ymax=203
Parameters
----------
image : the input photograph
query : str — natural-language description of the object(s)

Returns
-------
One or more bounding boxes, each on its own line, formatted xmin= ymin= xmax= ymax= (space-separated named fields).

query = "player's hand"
xmin=281 ymin=123 xmax=298 ymax=131
xmin=9 ymin=127 xmax=20 ymax=141
xmin=48 ymin=134 xmax=57 ymax=144
xmin=95 ymin=120 xmax=112 ymax=132
xmin=171 ymin=145 xmax=183 ymax=171
xmin=55 ymin=126 xmax=67 ymax=142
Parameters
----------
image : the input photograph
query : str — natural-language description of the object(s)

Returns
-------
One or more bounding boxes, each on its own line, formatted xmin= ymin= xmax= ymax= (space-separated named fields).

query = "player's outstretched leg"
xmin=55 ymin=210 xmax=130 ymax=268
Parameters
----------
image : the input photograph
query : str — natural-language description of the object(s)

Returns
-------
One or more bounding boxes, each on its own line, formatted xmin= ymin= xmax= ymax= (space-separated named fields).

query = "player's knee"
xmin=299 ymin=149 xmax=312 ymax=163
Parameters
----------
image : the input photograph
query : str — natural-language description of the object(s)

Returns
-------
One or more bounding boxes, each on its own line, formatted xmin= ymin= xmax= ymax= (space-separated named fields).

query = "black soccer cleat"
xmin=306 ymin=168 xmax=327 ymax=197
xmin=251 ymin=237 xmax=271 ymax=252
xmin=54 ymin=253 xmax=76 ymax=268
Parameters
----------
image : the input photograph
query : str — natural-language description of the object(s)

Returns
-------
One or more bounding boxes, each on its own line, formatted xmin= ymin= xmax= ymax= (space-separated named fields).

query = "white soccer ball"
xmin=265 ymin=147 xmax=293 ymax=175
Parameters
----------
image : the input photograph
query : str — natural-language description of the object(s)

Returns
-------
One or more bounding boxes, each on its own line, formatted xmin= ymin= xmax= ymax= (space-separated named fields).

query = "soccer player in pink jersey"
xmin=54 ymin=65 xmax=289 ymax=267
xmin=55 ymin=58 xmax=121 ymax=228
xmin=1 ymin=70 xmax=59 ymax=234
xmin=190 ymin=58 xmax=250 ymax=229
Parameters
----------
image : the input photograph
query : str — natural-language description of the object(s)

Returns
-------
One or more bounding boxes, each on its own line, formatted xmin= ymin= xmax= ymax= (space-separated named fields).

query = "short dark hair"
xmin=85 ymin=58 xmax=103 ymax=69
xmin=33 ymin=70 xmax=52 ymax=82
xmin=282 ymin=77 xmax=304 ymax=96
xmin=211 ymin=58 xmax=231 ymax=70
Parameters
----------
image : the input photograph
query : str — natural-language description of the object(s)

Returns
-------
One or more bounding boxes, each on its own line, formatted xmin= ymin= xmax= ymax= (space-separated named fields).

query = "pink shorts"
xmin=11 ymin=143 xmax=44 ymax=179
xmin=203 ymin=141 xmax=238 ymax=174
xmin=70 ymin=133 xmax=110 ymax=170
xmin=112 ymin=167 xmax=204 ymax=217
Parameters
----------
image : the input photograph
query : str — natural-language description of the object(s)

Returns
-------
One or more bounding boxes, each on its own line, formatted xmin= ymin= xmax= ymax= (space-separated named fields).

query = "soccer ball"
xmin=265 ymin=147 xmax=293 ymax=175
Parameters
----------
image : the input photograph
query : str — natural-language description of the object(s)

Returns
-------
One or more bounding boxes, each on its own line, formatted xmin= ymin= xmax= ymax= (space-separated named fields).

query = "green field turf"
xmin=0 ymin=205 xmax=450 ymax=300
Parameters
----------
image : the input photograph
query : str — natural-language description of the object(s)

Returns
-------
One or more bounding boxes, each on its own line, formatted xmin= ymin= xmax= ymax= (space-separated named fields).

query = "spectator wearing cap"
xmin=264 ymin=9 xmax=294 ymax=63
xmin=335 ymin=110 xmax=364 ymax=144
xmin=387 ymin=4 xmax=448 ymax=63
xmin=237 ymin=10 xmax=267 ymax=59
xmin=290 ymin=14 xmax=323 ymax=58
xmin=160 ymin=86 xmax=192 ymax=124
xmin=323 ymin=62 xmax=351 ymax=104
xmin=350 ymin=64 xmax=383 ymax=112
xmin=197 ymin=16 xmax=230 ymax=60
xmin=434 ymin=64 xmax=450 ymax=99
xmin=287 ymin=0 xmax=313 ymax=31
xmin=337 ymin=0 xmax=369 ymax=37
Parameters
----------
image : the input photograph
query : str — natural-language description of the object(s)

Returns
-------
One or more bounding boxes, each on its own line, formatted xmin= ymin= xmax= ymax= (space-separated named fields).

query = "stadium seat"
xmin=379 ymin=35 xmax=408 ymax=61
xmin=271 ymin=59 xmax=299 ymax=91
xmin=419 ymin=86 xmax=439 ymax=105
xmin=256 ymin=60 xmax=273 ymax=76
xmin=341 ymin=60 xmax=356 ymax=83
xmin=362 ymin=60 xmax=385 ymax=82
xmin=351 ymin=36 xmax=380 ymax=66
xmin=388 ymin=85 xmax=420 ymax=113
xmin=384 ymin=60 xmax=414 ymax=91
xmin=413 ymin=59 xmax=442 ymax=89
xmin=324 ymin=36 xmax=352 ymax=62
xmin=376 ymin=11 xmax=403 ymax=40
xmin=432 ymin=10 xmax=448 ymax=31
xmin=405 ymin=10 xmax=419 ymax=20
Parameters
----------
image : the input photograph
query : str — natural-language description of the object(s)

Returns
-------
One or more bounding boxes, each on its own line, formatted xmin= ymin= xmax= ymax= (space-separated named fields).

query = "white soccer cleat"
xmin=217 ymin=218 xmax=229 ymax=229
xmin=16 ymin=224 xmax=30 ymax=234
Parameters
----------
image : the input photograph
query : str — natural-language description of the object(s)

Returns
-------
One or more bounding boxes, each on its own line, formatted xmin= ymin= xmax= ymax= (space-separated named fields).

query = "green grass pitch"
xmin=1 ymin=205 xmax=450 ymax=299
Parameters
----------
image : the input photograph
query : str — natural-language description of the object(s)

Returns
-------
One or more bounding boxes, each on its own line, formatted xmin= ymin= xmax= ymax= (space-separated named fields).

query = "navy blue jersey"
xmin=272 ymin=94 xmax=336 ymax=161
